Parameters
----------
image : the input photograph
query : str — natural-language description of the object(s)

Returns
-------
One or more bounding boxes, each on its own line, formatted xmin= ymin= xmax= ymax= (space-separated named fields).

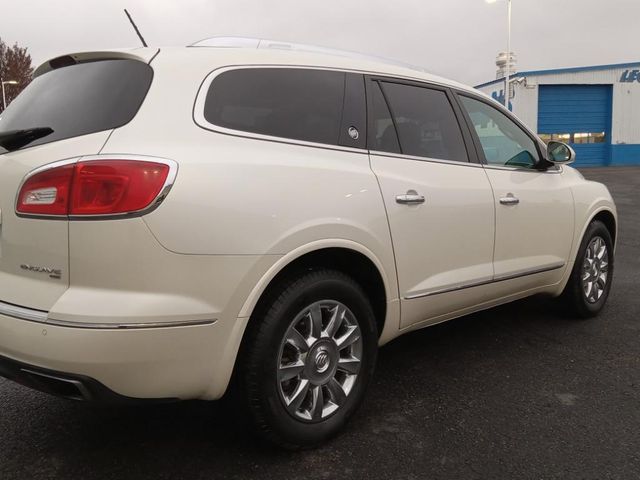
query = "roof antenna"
xmin=124 ymin=9 xmax=148 ymax=47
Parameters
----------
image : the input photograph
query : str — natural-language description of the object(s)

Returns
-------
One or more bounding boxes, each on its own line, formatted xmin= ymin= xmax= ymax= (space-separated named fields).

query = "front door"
xmin=367 ymin=78 xmax=496 ymax=328
xmin=457 ymin=94 xmax=574 ymax=285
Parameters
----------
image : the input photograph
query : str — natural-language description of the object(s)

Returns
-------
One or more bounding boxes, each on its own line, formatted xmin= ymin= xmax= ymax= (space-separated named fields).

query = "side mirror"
xmin=546 ymin=141 xmax=575 ymax=165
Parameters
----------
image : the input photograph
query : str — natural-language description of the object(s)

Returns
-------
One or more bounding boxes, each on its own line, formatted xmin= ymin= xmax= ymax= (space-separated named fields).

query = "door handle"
xmin=499 ymin=193 xmax=520 ymax=206
xmin=396 ymin=190 xmax=425 ymax=205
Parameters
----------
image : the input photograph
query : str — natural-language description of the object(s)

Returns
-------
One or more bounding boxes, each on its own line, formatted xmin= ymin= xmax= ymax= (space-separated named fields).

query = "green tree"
xmin=0 ymin=38 xmax=33 ymax=113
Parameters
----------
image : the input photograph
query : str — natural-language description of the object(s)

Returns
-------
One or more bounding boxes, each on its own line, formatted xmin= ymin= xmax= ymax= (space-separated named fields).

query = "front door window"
xmin=460 ymin=96 xmax=539 ymax=169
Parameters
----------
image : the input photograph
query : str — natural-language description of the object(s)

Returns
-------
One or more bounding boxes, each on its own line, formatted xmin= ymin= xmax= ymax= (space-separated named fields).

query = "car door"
xmin=456 ymin=93 xmax=574 ymax=287
xmin=367 ymin=78 xmax=496 ymax=328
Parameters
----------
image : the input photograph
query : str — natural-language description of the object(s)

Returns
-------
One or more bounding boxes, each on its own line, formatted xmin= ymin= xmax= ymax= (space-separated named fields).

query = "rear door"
xmin=0 ymin=57 xmax=153 ymax=310
xmin=367 ymin=78 xmax=496 ymax=328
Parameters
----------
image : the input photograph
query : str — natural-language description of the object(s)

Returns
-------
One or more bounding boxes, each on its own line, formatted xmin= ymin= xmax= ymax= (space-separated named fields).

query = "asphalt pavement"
xmin=1 ymin=166 xmax=638 ymax=479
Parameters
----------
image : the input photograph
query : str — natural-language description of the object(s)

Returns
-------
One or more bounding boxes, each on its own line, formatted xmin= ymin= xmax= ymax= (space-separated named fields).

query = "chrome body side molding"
xmin=0 ymin=301 xmax=216 ymax=329
xmin=0 ymin=301 xmax=48 ymax=323
xmin=404 ymin=262 xmax=566 ymax=300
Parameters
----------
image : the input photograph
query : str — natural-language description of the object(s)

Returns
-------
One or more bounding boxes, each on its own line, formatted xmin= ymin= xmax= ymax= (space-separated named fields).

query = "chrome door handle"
xmin=396 ymin=190 xmax=425 ymax=205
xmin=499 ymin=193 xmax=520 ymax=206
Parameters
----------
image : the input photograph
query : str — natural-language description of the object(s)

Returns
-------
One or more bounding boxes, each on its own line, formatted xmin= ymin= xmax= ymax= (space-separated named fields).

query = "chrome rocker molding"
xmin=0 ymin=301 xmax=216 ymax=329
xmin=43 ymin=318 xmax=217 ymax=330
xmin=404 ymin=262 xmax=566 ymax=300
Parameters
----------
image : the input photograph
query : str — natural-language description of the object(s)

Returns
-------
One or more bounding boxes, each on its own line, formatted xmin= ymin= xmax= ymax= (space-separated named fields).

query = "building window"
xmin=538 ymin=132 xmax=606 ymax=144
xmin=572 ymin=132 xmax=606 ymax=144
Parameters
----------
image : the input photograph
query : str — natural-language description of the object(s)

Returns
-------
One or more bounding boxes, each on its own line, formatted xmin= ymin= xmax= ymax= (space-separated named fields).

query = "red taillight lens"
xmin=16 ymin=164 xmax=75 ymax=216
xmin=16 ymin=159 xmax=172 ymax=217
xmin=70 ymin=161 xmax=170 ymax=215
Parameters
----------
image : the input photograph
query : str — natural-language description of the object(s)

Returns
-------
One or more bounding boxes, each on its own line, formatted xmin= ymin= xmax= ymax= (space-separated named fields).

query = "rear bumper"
xmin=0 ymin=354 xmax=175 ymax=403
xmin=0 ymin=309 xmax=231 ymax=401
xmin=0 ymin=217 xmax=282 ymax=402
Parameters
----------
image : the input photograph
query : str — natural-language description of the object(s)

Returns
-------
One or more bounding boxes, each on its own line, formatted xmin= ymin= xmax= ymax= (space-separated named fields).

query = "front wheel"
xmin=239 ymin=269 xmax=378 ymax=449
xmin=560 ymin=220 xmax=614 ymax=318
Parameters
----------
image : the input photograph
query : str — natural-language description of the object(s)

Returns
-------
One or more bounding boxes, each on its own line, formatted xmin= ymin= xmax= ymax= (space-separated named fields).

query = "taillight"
xmin=70 ymin=160 xmax=170 ymax=215
xmin=16 ymin=164 xmax=75 ymax=216
xmin=16 ymin=157 xmax=175 ymax=218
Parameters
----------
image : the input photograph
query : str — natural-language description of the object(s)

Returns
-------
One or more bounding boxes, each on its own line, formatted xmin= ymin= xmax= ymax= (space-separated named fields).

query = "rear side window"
xmin=203 ymin=68 xmax=347 ymax=146
xmin=0 ymin=59 xmax=152 ymax=152
xmin=369 ymin=81 xmax=401 ymax=154
xmin=379 ymin=82 xmax=468 ymax=162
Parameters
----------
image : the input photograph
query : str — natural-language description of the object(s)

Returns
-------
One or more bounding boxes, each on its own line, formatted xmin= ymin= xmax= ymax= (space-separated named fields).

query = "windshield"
xmin=0 ymin=59 xmax=152 ymax=153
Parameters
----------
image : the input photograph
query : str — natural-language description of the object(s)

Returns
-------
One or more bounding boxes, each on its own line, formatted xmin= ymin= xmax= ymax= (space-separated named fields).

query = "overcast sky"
xmin=2 ymin=0 xmax=638 ymax=86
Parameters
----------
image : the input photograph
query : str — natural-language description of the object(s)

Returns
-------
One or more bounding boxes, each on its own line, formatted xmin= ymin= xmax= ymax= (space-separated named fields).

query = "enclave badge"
xmin=20 ymin=264 xmax=62 ymax=280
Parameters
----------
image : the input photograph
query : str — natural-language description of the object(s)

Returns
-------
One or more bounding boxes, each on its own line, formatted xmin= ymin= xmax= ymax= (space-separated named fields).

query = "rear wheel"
xmin=560 ymin=220 xmax=614 ymax=318
xmin=239 ymin=269 xmax=378 ymax=449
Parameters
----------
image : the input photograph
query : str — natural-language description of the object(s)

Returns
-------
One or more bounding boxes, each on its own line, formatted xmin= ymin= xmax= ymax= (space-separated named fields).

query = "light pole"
xmin=1 ymin=80 xmax=19 ymax=111
xmin=486 ymin=0 xmax=512 ymax=108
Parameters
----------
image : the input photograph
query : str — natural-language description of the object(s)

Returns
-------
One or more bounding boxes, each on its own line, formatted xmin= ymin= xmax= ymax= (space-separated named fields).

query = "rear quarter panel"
xmin=100 ymin=49 xmax=401 ymax=344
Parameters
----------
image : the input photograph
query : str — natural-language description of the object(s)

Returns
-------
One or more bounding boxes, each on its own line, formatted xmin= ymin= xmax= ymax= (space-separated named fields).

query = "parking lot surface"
xmin=1 ymin=167 xmax=639 ymax=479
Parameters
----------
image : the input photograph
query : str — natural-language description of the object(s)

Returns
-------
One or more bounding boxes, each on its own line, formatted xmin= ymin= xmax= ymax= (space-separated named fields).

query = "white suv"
xmin=0 ymin=39 xmax=616 ymax=448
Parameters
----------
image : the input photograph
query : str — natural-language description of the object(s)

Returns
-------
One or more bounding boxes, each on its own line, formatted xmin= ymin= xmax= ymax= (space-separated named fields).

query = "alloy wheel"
xmin=581 ymin=236 xmax=609 ymax=303
xmin=277 ymin=300 xmax=363 ymax=422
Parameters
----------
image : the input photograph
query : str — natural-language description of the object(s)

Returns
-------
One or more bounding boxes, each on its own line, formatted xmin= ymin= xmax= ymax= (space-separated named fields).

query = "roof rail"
xmin=189 ymin=36 xmax=429 ymax=73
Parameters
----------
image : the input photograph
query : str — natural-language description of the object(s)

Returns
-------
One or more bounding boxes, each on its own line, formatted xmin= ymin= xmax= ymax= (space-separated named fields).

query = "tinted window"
xmin=337 ymin=74 xmax=367 ymax=149
xmin=460 ymin=96 xmax=539 ymax=168
xmin=204 ymin=68 xmax=346 ymax=145
xmin=380 ymin=82 xmax=468 ymax=162
xmin=0 ymin=59 xmax=152 ymax=152
xmin=369 ymin=81 xmax=400 ymax=154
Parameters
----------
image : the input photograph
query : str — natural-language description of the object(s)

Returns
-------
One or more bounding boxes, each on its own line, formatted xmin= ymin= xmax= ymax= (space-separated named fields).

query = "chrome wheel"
xmin=277 ymin=300 xmax=363 ymax=422
xmin=582 ymin=236 xmax=609 ymax=304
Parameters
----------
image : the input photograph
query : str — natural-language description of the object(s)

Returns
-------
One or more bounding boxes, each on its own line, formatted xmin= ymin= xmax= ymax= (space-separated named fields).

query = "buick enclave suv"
xmin=0 ymin=38 xmax=616 ymax=448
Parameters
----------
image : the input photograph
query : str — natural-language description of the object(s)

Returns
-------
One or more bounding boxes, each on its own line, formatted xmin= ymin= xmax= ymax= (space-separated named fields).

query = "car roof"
xmin=186 ymin=37 xmax=476 ymax=93
xmin=35 ymin=37 xmax=478 ymax=96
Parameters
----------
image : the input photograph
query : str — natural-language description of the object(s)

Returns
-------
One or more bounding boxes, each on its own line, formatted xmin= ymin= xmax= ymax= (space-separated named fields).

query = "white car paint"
xmin=0 ymin=44 xmax=616 ymax=401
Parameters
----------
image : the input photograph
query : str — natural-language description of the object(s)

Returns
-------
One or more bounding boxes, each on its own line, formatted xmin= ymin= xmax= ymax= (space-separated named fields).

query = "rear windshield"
xmin=0 ymin=59 xmax=152 ymax=153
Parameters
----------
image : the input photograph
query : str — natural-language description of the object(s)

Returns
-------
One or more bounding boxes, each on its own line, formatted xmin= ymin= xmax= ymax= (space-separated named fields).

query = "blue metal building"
xmin=476 ymin=62 xmax=640 ymax=167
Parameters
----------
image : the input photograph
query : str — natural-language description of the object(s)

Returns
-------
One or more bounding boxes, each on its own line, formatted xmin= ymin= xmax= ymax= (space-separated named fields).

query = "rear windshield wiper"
xmin=0 ymin=127 xmax=54 ymax=151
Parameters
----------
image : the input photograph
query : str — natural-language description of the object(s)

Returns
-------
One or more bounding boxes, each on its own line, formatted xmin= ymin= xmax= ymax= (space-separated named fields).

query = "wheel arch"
xmin=590 ymin=209 xmax=617 ymax=248
xmin=577 ymin=206 xmax=617 ymax=256
xmin=570 ymin=179 xmax=618 ymax=254
xmin=239 ymin=241 xmax=395 ymax=339
xmin=206 ymin=242 xmax=398 ymax=401
xmin=553 ymin=204 xmax=617 ymax=298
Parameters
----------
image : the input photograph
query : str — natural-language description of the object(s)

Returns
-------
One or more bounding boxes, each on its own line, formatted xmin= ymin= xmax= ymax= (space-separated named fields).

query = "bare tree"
xmin=0 ymin=38 xmax=33 ymax=113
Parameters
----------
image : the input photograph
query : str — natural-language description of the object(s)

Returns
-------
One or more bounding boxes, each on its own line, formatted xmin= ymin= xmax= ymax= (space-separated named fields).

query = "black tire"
xmin=560 ymin=220 xmax=614 ymax=318
xmin=238 ymin=268 xmax=378 ymax=449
